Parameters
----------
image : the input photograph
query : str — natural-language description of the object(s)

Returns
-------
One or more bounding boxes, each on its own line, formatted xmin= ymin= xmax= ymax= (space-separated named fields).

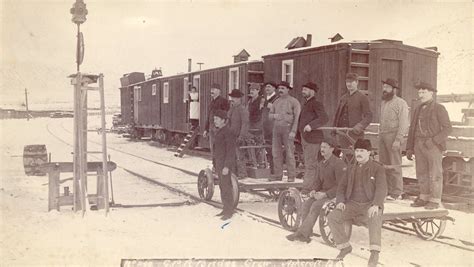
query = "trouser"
xmin=297 ymin=197 xmax=329 ymax=238
xmin=378 ymin=132 xmax=403 ymax=197
xmin=218 ymin=171 xmax=234 ymax=214
xmin=301 ymin=138 xmax=320 ymax=189
xmin=209 ymin=127 xmax=217 ymax=168
xmin=235 ymin=138 xmax=247 ymax=178
xmin=264 ymin=138 xmax=274 ymax=174
xmin=414 ymin=138 xmax=443 ymax=204
xmin=327 ymin=201 xmax=383 ymax=252
xmin=272 ymin=125 xmax=296 ymax=178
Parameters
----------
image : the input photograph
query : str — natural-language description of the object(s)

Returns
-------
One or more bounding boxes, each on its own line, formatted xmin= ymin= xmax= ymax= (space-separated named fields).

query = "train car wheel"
xmin=412 ymin=218 xmax=446 ymax=240
xmin=197 ymin=169 xmax=214 ymax=200
xmin=277 ymin=188 xmax=302 ymax=231
xmin=319 ymin=201 xmax=352 ymax=246
xmin=231 ymin=173 xmax=240 ymax=209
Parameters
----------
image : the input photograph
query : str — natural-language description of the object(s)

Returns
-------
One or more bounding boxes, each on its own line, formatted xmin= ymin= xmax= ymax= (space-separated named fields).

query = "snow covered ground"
xmin=1 ymin=117 xmax=473 ymax=266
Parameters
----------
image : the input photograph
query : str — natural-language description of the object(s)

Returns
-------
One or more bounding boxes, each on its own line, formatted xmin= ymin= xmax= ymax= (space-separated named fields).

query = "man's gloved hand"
xmin=406 ymin=149 xmax=414 ymax=161
xmin=351 ymin=124 xmax=364 ymax=135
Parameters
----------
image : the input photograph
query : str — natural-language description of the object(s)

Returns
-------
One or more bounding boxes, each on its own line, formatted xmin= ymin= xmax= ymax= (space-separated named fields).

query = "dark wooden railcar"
xmin=262 ymin=39 xmax=438 ymax=122
xmin=119 ymin=72 xmax=146 ymax=126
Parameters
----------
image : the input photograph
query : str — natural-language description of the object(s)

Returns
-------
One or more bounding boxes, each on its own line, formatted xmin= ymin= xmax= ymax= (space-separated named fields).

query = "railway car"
xmin=119 ymin=60 xmax=264 ymax=148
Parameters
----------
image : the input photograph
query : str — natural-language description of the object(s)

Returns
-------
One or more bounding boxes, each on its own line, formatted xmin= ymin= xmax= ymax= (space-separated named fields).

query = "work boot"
xmin=410 ymin=198 xmax=427 ymax=207
xmin=367 ymin=250 xmax=379 ymax=267
xmin=296 ymin=234 xmax=311 ymax=243
xmin=286 ymin=232 xmax=301 ymax=241
xmin=424 ymin=202 xmax=440 ymax=210
xmin=215 ymin=211 xmax=225 ymax=217
xmin=386 ymin=195 xmax=402 ymax=201
xmin=336 ymin=245 xmax=352 ymax=260
xmin=221 ymin=213 xmax=233 ymax=221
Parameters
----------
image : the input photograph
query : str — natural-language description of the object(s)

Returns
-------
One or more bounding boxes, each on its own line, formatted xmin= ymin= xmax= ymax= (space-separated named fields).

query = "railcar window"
xmin=163 ymin=82 xmax=169 ymax=103
xmin=282 ymin=59 xmax=294 ymax=87
xmin=229 ymin=67 xmax=239 ymax=90
xmin=152 ymin=84 xmax=156 ymax=96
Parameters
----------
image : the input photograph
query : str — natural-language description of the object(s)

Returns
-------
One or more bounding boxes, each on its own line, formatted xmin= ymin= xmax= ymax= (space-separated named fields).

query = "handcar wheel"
xmin=277 ymin=188 xmax=302 ymax=231
xmin=412 ymin=218 xmax=446 ymax=240
xmin=197 ymin=169 xmax=214 ymax=200
xmin=319 ymin=201 xmax=352 ymax=247
xmin=231 ymin=173 xmax=240 ymax=209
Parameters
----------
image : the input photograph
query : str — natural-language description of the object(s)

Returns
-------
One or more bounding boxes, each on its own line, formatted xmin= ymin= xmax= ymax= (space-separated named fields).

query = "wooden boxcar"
xmin=262 ymin=39 xmax=438 ymax=123
xmin=119 ymin=60 xmax=264 ymax=148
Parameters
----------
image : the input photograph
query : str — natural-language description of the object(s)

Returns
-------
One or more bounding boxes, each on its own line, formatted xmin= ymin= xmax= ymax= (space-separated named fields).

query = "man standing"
xmin=268 ymin=81 xmax=301 ymax=182
xmin=379 ymin=78 xmax=409 ymax=200
xmin=286 ymin=139 xmax=346 ymax=243
xmin=203 ymin=83 xmax=230 ymax=154
xmin=212 ymin=109 xmax=237 ymax=220
xmin=262 ymin=82 xmax=279 ymax=174
xmin=228 ymin=89 xmax=250 ymax=177
xmin=247 ymin=84 xmax=265 ymax=133
xmin=333 ymin=73 xmax=373 ymax=148
xmin=328 ymin=139 xmax=387 ymax=267
xmin=298 ymin=82 xmax=329 ymax=188
xmin=406 ymin=82 xmax=451 ymax=210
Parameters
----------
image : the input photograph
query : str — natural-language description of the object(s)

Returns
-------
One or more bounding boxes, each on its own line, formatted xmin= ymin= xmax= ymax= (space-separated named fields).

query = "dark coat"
xmin=333 ymin=90 xmax=373 ymax=137
xmin=262 ymin=93 xmax=279 ymax=139
xmin=406 ymin=100 xmax=452 ymax=151
xmin=336 ymin=159 xmax=387 ymax=208
xmin=298 ymin=96 xmax=329 ymax=143
xmin=304 ymin=155 xmax=346 ymax=198
xmin=213 ymin=124 xmax=237 ymax=172
xmin=228 ymin=103 xmax=249 ymax=138
xmin=205 ymin=95 xmax=230 ymax=131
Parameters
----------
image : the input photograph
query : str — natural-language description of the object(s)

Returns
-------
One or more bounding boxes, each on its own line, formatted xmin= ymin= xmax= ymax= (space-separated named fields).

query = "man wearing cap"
xmin=268 ymin=81 xmax=301 ymax=182
xmin=333 ymin=73 xmax=373 ymax=148
xmin=328 ymin=139 xmax=387 ymax=267
xmin=262 ymin=82 xmax=279 ymax=174
xmin=286 ymin=138 xmax=346 ymax=243
xmin=406 ymin=82 xmax=451 ymax=210
xmin=203 ymin=83 xmax=230 ymax=154
xmin=212 ymin=109 xmax=237 ymax=220
xmin=379 ymin=78 xmax=409 ymax=200
xmin=298 ymin=82 xmax=329 ymax=187
xmin=228 ymin=89 xmax=250 ymax=177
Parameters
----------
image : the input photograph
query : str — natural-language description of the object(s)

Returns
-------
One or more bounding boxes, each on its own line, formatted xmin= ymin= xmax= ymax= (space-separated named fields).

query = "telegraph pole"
xmin=24 ymin=88 xmax=29 ymax=121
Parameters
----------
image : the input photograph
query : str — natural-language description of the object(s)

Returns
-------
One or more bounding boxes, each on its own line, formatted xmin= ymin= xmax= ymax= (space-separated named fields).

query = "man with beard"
xmin=228 ymin=89 xmax=250 ymax=177
xmin=298 ymin=82 xmax=328 ymax=188
xmin=262 ymin=82 xmax=279 ymax=174
xmin=286 ymin=139 xmax=346 ymax=243
xmin=328 ymin=139 xmax=387 ymax=267
xmin=203 ymin=83 xmax=230 ymax=155
xmin=333 ymin=73 xmax=373 ymax=148
xmin=268 ymin=81 xmax=301 ymax=182
xmin=379 ymin=78 xmax=409 ymax=200
xmin=406 ymin=82 xmax=451 ymax=210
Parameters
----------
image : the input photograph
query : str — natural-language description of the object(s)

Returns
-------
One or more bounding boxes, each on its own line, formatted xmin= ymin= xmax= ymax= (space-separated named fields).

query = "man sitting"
xmin=327 ymin=139 xmax=387 ymax=267
xmin=286 ymin=138 xmax=346 ymax=243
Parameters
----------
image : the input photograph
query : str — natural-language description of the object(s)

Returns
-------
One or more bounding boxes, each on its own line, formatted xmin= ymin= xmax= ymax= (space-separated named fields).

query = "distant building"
xmin=233 ymin=49 xmax=251 ymax=63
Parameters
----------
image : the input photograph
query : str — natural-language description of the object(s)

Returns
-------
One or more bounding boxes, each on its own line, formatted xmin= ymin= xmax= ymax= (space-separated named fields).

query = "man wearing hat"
xmin=262 ymin=82 xmax=279 ymax=174
xmin=298 ymin=82 xmax=329 ymax=187
xmin=286 ymin=138 xmax=346 ymax=243
xmin=333 ymin=73 xmax=373 ymax=148
xmin=228 ymin=89 xmax=250 ymax=177
xmin=212 ymin=109 xmax=237 ymax=220
xmin=268 ymin=81 xmax=301 ymax=182
xmin=328 ymin=139 xmax=387 ymax=267
xmin=406 ymin=82 xmax=451 ymax=210
xmin=379 ymin=78 xmax=409 ymax=201
xmin=203 ymin=83 xmax=230 ymax=155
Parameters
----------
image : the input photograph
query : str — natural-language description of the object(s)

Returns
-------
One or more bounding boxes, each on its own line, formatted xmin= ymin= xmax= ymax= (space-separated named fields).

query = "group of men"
xmin=204 ymin=72 xmax=451 ymax=266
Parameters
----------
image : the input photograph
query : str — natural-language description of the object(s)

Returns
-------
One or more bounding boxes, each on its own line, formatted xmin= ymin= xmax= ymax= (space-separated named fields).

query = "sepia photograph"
xmin=1 ymin=0 xmax=473 ymax=266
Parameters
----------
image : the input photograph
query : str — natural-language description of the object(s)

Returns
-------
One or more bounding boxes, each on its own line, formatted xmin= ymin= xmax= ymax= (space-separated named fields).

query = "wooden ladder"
xmin=348 ymin=43 xmax=371 ymax=92
xmin=72 ymin=72 xmax=110 ymax=216
xmin=174 ymin=128 xmax=199 ymax=158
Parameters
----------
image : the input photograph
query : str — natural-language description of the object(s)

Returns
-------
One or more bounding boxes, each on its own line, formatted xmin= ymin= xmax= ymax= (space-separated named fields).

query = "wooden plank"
xmin=40 ymin=161 xmax=117 ymax=173
xmin=48 ymin=170 xmax=60 ymax=211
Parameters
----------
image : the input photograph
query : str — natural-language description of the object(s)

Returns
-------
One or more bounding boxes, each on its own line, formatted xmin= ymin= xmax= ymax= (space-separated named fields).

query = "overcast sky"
xmin=1 ymin=0 xmax=472 ymax=109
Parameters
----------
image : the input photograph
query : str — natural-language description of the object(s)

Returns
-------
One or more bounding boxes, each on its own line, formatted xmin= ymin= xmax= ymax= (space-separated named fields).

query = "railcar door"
xmin=133 ymin=86 xmax=140 ymax=124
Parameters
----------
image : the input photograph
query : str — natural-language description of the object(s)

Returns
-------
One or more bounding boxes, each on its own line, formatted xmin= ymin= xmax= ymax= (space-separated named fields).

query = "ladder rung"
xmin=351 ymin=62 xmax=370 ymax=68
xmin=184 ymin=138 xmax=190 ymax=142
xmin=85 ymin=129 xmax=102 ymax=132
xmin=82 ymin=86 xmax=100 ymax=91
xmin=86 ymin=173 xmax=103 ymax=176
xmin=351 ymin=49 xmax=370 ymax=54
xmin=87 ymin=108 xmax=101 ymax=111
xmin=177 ymin=148 xmax=183 ymax=152
xmin=86 ymin=151 xmax=103 ymax=154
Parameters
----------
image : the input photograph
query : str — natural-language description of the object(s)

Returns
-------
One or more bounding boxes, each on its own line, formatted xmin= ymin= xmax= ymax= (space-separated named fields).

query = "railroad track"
xmin=45 ymin=121 xmax=474 ymax=256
